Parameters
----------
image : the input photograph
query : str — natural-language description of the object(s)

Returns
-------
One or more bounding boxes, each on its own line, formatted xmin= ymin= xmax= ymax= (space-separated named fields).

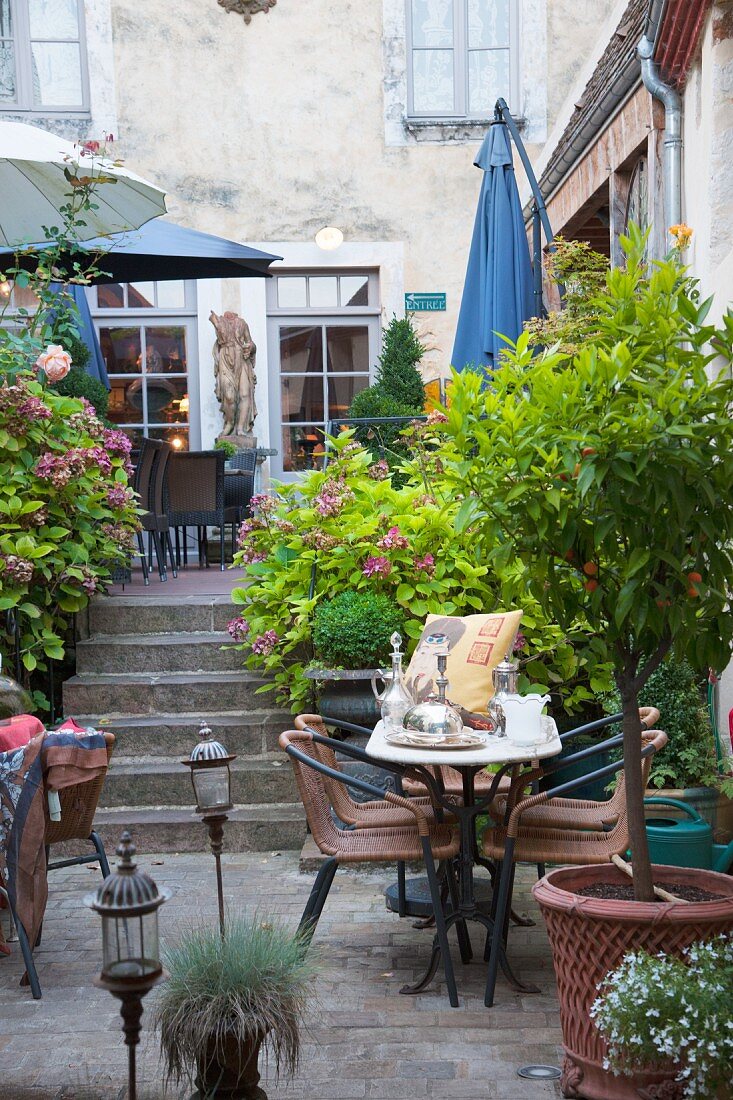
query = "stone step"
xmin=76 ymin=712 xmax=289 ymax=757
xmin=63 ymin=670 xmax=270 ymax=717
xmin=87 ymin=594 xmax=239 ymax=637
xmin=91 ymin=804 xmax=307 ymax=854
xmin=76 ymin=632 xmax=243 ymax=674
xmin=100 ymin=755 xmax=298 ymax=807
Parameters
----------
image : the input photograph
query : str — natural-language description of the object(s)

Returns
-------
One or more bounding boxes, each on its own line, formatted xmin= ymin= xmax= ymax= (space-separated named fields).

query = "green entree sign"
xmin=405 ymin=292 xmax=446 ymax=312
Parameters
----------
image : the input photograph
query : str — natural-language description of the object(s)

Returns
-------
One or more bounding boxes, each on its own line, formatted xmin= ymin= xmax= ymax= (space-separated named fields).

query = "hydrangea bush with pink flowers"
xmin=0 ymin=371 xmax=138 ymax=678
xmin=231 ymin=428 xmax=613 ymax=713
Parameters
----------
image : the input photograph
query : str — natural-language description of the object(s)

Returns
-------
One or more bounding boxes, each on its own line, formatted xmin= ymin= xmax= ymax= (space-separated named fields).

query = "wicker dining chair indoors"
xmin=223 ymin=446 xmax=257 ymax=551
xmin=482 ymin=729 xmax=668 ymax=1007
xmin=7 ymin=731 xmax=116 ymax=1000
xmin=132 ymin=438 xmax=157 ymax=584
xmin=280 ymin=728 xmax=465 ymax=1007
xmin=166 ymin=449 xmax=227 ymax=570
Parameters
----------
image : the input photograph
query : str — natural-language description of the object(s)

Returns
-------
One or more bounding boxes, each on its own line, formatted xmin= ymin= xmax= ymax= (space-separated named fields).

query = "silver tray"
xmin=383 ymin=729 xmax=488 ymax=750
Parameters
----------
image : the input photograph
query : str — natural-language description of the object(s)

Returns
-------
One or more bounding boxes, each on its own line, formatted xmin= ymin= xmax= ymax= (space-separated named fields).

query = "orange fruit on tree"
xmin=581 ymin=447 xmax=597 ymax=457
xmin=687 ymin=586 xmax=700 ymax=598
xmin=584 ymin=578 xmax=599 ymax=593
xmin=583 ymin=561 xmax=598 ymax=576
xmin=687 ymin=571 xmax=702 ymax=584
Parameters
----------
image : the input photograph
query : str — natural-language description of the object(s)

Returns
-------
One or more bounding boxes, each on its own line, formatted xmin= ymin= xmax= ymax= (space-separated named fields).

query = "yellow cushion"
xmin=405 ymin=611 xmax=523 ymax=713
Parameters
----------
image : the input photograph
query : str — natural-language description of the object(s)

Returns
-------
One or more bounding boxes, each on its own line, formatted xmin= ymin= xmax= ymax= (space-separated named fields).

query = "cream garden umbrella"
xmin=0 ymin=121 xmax=166 ymax=248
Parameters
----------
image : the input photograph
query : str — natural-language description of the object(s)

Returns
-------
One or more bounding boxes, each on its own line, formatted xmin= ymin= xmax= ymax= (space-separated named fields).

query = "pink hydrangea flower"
xmin=414 ymin=553 xmax=435 ymax=576
xmin=367 ymin=459 xmax=389 ymax=481
xmin=426 ymin=409 xmax=448 ymax=425
xmin=240 ymin=547 xmax=267 ymax=565
xmin=87 ymin=446 xmax=113 ymax=475
xmin=513 ymin=633 xmax=527 ymax=653
xmin=250 ymin=493 xmax=277 ymax=514
xmin=102 ymin=428 xmax=133 ymax=456
xmin=252 ymin=629 xmax=279 ymax=656
xmin=377 ymin=526 xmax=409 ymax=551
xmin=227 ymin=616 xmax=250 ymax=641
xmin=35 ymin=453 xmax=72 ymax=487
xmin=0 ymin=554 xmax=34 ymax=583
xmin=106 ymin=484 xmax=132 ymax=509
xmin=362 ymin=555 xmax=392 ymax=578
xmin=17 ymin=396 xmax=52 ymax=421
xmin=313 ymin=476 xmax=354 ymax=517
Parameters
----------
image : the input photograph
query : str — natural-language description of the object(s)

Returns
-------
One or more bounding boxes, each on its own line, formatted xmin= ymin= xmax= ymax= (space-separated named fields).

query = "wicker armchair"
xmin=166 ymin=449 xmax=226 ymax=570
xmin=482 ymin=728 xmax=668 ymax=1007
xmin=280 ymin=728 xmax=464 ymax=1006
xmin=8 ymin=732 xmax=115 ymax=1000
xmin=223 ymin=447 xmax=257 ymax=550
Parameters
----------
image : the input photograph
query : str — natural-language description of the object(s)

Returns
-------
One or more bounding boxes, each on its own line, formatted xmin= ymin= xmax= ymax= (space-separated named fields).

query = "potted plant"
xmin=591 ymin=934 xmax=733 ymax=1099
xmin=305 ymin=589 xmax=405 ymax=729
xmin=156 ymin=915 xmax=317 ymax=1099
xmin=441 ymin=225 xmax=733 ymax=1097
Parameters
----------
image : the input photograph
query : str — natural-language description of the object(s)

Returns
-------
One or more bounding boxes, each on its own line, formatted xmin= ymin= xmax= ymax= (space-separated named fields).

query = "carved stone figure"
xmin=217 ymin=0 xmax=277 ymax=23
xmin=210 ymin=310 xmax=257 ymax=439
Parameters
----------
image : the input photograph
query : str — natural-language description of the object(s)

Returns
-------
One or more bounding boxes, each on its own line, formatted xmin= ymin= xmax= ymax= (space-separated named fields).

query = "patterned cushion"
xmin=405 ymin=611 xmax=523 ymax=713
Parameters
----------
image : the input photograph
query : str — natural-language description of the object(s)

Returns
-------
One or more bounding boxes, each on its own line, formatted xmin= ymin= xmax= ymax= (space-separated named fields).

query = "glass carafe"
xmin=377 ymin=632 xmax=414 ymax=732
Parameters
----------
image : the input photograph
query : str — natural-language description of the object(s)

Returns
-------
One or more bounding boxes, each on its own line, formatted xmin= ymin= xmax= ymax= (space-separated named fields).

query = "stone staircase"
xmin=62 ymin=593 xmax=306 ymax=853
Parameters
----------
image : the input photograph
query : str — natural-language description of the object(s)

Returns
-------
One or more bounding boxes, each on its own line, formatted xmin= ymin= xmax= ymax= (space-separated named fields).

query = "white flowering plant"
xmin=591 ymin=934 xmax=733 ymax=1098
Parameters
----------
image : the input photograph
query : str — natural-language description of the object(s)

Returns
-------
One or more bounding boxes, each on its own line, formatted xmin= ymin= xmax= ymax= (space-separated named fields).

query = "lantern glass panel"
xmin=192 ymin=764 xmax=231 ymax=811
xmin=101 ymin=911 xmax=161 ymax=980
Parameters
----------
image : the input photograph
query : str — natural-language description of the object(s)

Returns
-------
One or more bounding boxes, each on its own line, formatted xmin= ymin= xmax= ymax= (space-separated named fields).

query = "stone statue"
xmin=210 ymin=310 xmax=257 ymax=442
xmin=217 ymin=0 xmax=277 ymax=23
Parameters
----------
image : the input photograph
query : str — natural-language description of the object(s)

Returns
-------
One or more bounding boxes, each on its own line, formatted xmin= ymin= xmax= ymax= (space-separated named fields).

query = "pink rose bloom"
xmin=36 ymin=344 xmax=72 ymax=382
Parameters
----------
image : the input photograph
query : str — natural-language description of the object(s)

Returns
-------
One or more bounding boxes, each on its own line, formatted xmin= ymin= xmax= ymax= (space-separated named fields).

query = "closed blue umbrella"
xmin=451 ymin=122 xmax=535 ymax=373
xmin=49 ymin=282 xmax=109 ymax=387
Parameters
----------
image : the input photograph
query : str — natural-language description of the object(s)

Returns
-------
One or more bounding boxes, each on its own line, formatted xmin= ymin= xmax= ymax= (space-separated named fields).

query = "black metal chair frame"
xmin=1 ymin=831 xmax=110 ymax=1000
xmin=224 ymin=447 xmax=257 ymax=553
xmin=284 ymin=738 xmax=467 ymax=1007
xmin=483 ymin=735 xmax=657 ymax=1008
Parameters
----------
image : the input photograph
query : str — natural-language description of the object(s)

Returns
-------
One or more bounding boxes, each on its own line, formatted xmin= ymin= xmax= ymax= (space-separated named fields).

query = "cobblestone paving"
xmin=0 ymin=852 xmax=562 ymax=1099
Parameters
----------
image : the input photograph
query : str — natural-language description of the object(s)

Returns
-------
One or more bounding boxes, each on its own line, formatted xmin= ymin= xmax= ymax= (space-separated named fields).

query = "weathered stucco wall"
xmin=106 ymin=0 xmax=606 ymax=374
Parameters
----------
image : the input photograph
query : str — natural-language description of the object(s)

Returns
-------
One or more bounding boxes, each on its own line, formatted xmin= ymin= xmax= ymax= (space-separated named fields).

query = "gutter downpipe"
xmin=637 ymin=31 xmax=682 ymax=229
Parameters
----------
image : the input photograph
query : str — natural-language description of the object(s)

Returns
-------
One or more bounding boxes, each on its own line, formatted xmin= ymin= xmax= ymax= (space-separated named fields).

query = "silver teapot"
xmin=487 ymin=653 xmax=519 ymax=737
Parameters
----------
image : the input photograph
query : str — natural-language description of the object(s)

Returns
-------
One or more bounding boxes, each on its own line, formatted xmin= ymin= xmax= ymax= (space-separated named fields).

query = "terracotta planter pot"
xmin=192 ymin=1030 xmax=266 ymax=1099
xmin=533 ymin=864 xmax=733 ymax=1100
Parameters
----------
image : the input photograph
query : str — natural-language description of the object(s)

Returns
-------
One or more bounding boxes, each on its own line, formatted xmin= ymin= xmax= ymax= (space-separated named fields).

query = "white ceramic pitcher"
xmin=501 ymin=693 xmax=551 ymax=745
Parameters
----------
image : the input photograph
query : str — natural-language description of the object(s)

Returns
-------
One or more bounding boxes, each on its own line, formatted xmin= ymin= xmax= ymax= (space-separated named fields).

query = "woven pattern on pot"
xmin=537 ymin=876 xmax=733 ymax=1070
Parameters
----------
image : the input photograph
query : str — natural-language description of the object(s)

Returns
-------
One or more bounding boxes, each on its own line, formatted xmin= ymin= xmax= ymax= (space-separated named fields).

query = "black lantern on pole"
xmin=182 ymin=721 xmax=237 ymax=936
xmin=85 ymin=832 xmax=169 ymax=1100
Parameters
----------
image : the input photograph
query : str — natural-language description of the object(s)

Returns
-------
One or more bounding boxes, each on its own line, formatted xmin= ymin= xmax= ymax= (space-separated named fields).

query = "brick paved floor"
xmin=0 ymin=853 xmax=563 ymax=1100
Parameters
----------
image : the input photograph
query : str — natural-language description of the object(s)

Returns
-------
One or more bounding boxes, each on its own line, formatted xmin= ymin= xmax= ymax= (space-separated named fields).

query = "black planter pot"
xmin=191 ymin=1030 xmax=266 ymax=1099
xmin=304 ymin=668 xmax=380 ymax=731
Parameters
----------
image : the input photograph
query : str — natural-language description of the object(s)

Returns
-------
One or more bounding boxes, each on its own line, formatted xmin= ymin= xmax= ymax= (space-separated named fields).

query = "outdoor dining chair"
xmin=280 ymin=728 xmax=465 ymax=1006
xmin=482 ymin=728 xmax=668 ymax=1007
xmin=166 ymin=449 xmax=227 ymax=570
xmin=223 ymin=446 xmax=257 ymax=551
xmin=135 ymin=438 xmax=177 ymax=583
xmin=6 ymin=731 xmax=115 ymax=1000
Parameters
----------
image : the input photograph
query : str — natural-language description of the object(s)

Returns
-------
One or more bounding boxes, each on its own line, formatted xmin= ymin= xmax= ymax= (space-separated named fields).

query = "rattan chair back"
xmin=45 ymin=732 xmax=115 ymax=846
xmin=166 ymin=449 xmax=225 ymax=527
xmin=133 ymin=438 xmax=158 ymax=511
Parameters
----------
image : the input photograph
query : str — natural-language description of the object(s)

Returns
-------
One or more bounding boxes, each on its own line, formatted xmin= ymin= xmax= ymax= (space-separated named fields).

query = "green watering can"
xmin=645 ymin=797 xmax=733 ymax=873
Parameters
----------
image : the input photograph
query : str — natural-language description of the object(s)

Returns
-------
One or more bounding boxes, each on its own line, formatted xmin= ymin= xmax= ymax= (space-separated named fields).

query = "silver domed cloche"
xmin=403 ymin=642 xmax=463 ymax=740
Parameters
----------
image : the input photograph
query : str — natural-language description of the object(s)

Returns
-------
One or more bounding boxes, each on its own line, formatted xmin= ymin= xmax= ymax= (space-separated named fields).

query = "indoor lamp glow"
xmin=315 ymin=226 xmax=344 ymax=251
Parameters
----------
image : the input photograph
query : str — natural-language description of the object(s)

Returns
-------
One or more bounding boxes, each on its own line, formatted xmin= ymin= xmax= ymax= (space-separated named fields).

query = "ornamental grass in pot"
xmin=156 ymin=915 xmax=317 ymax=1100
xmin=439 ymin=225 xmax=733 ymax=1098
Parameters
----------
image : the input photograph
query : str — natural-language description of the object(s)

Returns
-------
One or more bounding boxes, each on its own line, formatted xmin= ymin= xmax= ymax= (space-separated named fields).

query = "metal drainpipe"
xmin=637 ymin=33 xmax=682 ymax=228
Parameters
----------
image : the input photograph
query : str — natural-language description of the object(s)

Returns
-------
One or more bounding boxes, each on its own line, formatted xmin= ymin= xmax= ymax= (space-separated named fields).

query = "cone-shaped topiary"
xmin=373 ymin=314 xmax=426 ymax=408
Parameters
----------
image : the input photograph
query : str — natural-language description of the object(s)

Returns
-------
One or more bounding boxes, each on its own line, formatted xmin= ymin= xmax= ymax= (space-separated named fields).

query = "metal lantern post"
xmin=182 ymin=721 xmax=236 ymax=937
xmin=84 ymin=832 xmax=169 ymax=1100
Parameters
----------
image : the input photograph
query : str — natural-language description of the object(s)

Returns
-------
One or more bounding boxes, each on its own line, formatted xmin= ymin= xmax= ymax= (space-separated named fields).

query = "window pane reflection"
xmin=468 ymin=0 xmax=509 ymax=49
xmin=326 ymin=326 xmax=369 ymax=373
xmin=411 ymin=0 xmax=453 ymax=47
xmin=281 ymin=374 xmax=324 ymax=423
xmin=156 ymin=281 xmax=186 ymax=308
xmin=413 ymin=49 xmax=454 ymax=113
xmin=282 ymin=425 xmax=326 ymax=473
xmin=0 ymin=42 xmax=15 ymax=103
xmin=29 ymin=0 xmax=79 ymax=38
xmin=309 ymin=277 xmax=338 ymax=308
xmin=145 ymin=326 xmax=187 ymax=373
xmin=128 ymin=282 xmax=155 ymax=308
xmin=100 ymin=327 xmax=141 ymax=375
xmin=149 ymin=426 xmax=189 ymax=451
xmin=468 ymin=48 xmax=509 ymax=114
xmin=278 ymin=277 xmax=307 ymax=309
xmin=340 ymin=276 xmax=368 ymax=306
xmin=280 ymin=326 xmax=322 ymax=373
xmin=97 ymin=283 xmax=125 ymax=309
xmin=31 ymin=42 xmax=82 ymax=106
xmin=328 ymin=374 xmax=368 ymax=420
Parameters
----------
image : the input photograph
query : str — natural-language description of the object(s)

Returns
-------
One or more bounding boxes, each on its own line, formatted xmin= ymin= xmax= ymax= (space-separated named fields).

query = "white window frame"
xmin=89 ymin=281 xmax=201 ymax=450
xmin=266 ymin=270 xmax=381 ymax=482
xmin=0 ymin=0 xmax=90 ymax=115
xmin=405 ymin=0 xmax=520 ymax=120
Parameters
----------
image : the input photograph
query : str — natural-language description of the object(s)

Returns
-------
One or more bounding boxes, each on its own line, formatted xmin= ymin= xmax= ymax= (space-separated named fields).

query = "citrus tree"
xmin=442 ymin=228 xmax=733 ymax=900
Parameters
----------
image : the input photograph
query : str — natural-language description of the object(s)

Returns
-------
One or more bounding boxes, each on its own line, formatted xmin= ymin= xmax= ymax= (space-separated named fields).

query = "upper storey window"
xmin=0 ymin=0 xmax=89 ymax=114
xmin=406 ymin=0 xmax=516 ymax=119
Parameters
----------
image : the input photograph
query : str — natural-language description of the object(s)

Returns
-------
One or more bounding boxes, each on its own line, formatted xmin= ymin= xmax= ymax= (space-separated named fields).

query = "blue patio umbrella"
xmin=451 ymin=122 xmax=535 ymax=373
xmin=49 ymin=282 xmax=109 ymax=387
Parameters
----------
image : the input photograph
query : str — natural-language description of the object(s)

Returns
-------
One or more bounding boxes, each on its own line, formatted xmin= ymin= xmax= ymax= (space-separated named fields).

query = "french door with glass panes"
xmin=267 ymin=271 xmax=380 ymax=480
xmin=88 ymin=280 xmax=199 ymax=452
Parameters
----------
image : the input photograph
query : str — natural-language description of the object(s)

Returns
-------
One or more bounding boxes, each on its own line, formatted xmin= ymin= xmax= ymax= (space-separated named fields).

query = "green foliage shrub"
xmin=51 ymin=364 xmax=110 ymax=421
xmin=312 ymin=590 xmax=404 ymax=669
xmin=214 ymin=438 xmax=238 ymax=459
